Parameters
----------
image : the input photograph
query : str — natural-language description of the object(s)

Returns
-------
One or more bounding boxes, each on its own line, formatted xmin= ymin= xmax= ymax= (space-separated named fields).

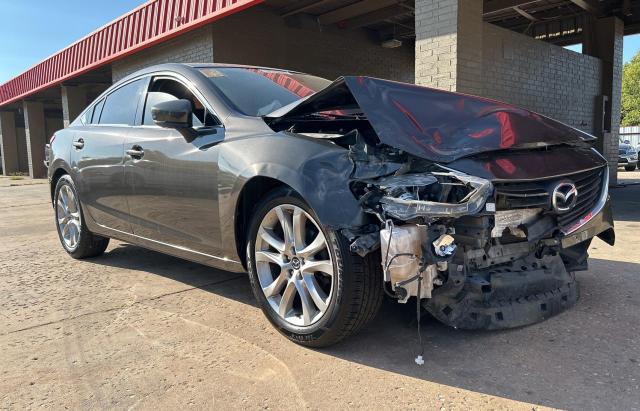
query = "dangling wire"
xmin=415 ymin=272 xmax=425 ymax=365
xmin=381 ymin=219 xmax=426 ymax=365
xmin=383 ymin=223 xmax=400 ymax=299
xmin=382 ymin=221 xmax=414 ymax=299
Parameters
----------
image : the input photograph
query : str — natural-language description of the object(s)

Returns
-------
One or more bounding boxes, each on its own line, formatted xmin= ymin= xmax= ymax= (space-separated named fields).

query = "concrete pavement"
xmin=1 ymin=173 xmax=639 ymax=410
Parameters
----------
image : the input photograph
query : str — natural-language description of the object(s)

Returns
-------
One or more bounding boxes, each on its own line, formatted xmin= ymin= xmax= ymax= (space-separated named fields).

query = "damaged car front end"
xmin=266 ymin=76 xmax=615 ymax=330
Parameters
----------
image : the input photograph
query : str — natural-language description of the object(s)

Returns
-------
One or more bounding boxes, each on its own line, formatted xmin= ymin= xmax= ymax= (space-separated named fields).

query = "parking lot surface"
xmin=1 ymin=172 xmax=639 ymax=410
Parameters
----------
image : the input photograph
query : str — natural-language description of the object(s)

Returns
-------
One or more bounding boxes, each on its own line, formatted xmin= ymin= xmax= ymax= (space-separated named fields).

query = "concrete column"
xmin=0 ymin=111 xmax=21 ymax=175
xmin=23 ymin=101 xmax=47 ymax=178
xmin=583 ymin=17 xmax=624 ymax=185
xmin=415 ymin=0 xmax=483 ymax=94
xmin=46 ymin=117 xmax=64 ymax=140
xmin=15 ymin=127 xmax=28 ymax=172
xmin=61 ymin=85 xmax=87 ymax=128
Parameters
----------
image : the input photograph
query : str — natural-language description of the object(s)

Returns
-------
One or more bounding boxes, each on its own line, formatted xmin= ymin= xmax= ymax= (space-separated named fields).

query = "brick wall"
xmin=112 ymin=25 xmax=214 ymax=82
xmin=415 ymin=0 xmax=459 ymax=91
xmin=456 ymin=1 xmax=484 ymax=95
xmin=112 ymin=6 xmax=414 ymax=84
xmin=414 ymin=0 xmax=483 ymax=94
xmin=480 ymin=23 xmax=602 ymax=134
xmin=607 ymin=18 xmax=624 ymax=184
xmin=210 ymin=6 xmax=414 ymax=83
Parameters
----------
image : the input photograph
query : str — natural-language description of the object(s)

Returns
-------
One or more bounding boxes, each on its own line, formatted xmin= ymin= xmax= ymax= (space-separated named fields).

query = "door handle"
xmin=126 ymin=145 xmax=144 ymax=159
xmin=72 ymin=138 xmax=84 ymax=149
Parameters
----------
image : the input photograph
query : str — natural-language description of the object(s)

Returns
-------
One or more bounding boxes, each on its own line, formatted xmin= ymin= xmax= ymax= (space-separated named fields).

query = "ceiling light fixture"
xmin=382 ymin=38 xmax=402 ymax=48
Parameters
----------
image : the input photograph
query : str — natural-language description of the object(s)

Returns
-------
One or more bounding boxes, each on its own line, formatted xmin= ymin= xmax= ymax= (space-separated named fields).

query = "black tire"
xmin=246 ymin=187 xmax=383 ymax=347
xmin=53 ymin=175 xmax=109 ymax=259
xmin=625 ymin=164 xmax=636 ymax=171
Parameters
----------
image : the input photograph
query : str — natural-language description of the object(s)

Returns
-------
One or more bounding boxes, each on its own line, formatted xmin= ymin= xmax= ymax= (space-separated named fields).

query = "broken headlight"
xmin=356 ymin=169 xmax=493 ymax=221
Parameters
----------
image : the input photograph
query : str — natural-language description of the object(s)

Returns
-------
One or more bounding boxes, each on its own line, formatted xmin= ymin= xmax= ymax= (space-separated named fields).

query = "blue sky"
xmin=0 ymin=0 xmax=144 ymax=83
xmin=623 ymin=34 xmax=640 ymax=62
xmin=1 ymin=1 xmax=640 ymax=83
xmin=565 ymin=33 xmax=640 ymax=62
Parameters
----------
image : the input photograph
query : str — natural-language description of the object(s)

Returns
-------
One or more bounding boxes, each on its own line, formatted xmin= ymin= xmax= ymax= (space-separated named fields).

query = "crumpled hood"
xmin=265 ymin=76 xmax=595 ymax=163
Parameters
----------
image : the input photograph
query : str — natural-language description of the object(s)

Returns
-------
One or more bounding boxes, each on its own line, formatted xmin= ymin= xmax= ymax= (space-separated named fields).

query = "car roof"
xmin=120 ymin=62 xmax=310 ymax=80
xmin=113 ymin=63 xmax=318 ymax=91
xmin=185 ymin=63 xmax=308 ymax=74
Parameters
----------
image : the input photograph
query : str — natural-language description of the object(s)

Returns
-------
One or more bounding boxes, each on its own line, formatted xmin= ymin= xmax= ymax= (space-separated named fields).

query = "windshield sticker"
xmin=200 ymin=68 xmax=225 ymax=78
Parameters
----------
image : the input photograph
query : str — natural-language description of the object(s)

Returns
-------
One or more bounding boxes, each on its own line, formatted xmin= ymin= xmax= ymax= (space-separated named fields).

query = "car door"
xmin=71 ymin=78 xmax=147 ymax=234
xmin=124 ymin=75 xmax=225 ymax=255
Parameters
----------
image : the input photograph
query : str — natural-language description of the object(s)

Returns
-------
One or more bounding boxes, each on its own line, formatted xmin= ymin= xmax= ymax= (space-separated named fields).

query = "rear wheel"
xmin=625 ymin=164 xmax=637 ymax=171
xmin=246 ymin=188 xmax=382 ymax=347
xmin=54 ymin=175 xmax=109 ymax=259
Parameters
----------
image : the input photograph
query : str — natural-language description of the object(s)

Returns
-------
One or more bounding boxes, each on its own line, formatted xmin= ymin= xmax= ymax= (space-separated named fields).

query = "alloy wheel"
xmin=255 ymin=204 xmax=334 ymax=327
xmin=56 ymin=184 xmax=81 ymax=250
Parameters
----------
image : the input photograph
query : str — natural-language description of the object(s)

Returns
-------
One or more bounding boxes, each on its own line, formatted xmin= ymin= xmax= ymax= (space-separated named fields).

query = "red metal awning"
xmin=0 ymin=0 xmax=263 ymax=107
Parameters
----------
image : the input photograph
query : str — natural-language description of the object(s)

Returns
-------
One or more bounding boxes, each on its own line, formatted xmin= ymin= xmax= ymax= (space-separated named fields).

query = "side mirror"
xmin=152 ymin=99 xmax=193 ymax=129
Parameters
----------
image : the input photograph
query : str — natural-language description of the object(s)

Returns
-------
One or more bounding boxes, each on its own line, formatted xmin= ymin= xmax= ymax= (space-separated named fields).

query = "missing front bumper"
xmin=423 ymin=253 xmax=579 ymax=330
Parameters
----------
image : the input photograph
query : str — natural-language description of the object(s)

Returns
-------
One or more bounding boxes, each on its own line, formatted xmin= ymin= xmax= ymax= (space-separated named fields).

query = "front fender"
xmin=237 ymin=154 xmax=367 ymax=226
xmin=217 ymin=133 xmax=368 ymax=262
xmin=47 ymin=157 xmax=73 ymax=181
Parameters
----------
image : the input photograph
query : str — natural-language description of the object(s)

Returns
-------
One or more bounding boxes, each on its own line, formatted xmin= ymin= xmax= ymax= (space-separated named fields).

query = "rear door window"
xmin=99 ymin=79 xmax=146 ymax=125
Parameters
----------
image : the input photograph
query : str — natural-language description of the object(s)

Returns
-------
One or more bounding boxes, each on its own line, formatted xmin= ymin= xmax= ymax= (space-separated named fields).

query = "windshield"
xmin=198 ymin=67 xmax=331 ymax=117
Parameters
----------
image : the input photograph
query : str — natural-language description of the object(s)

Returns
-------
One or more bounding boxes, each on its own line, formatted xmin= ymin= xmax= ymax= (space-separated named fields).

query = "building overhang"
xmin=3 ymin=0 xmax=640 ymax=109
xmin=0 ymin=0 xmax=264 ymax=108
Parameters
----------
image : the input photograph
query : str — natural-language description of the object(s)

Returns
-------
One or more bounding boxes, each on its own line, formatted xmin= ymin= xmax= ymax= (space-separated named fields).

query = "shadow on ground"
xmin=87 ymin=243 xmax=640 ymax=410
xmin=613 ymin=170 xmax=640 ymax=224
xmin=611 ymin=186 xmax=640 ymax=223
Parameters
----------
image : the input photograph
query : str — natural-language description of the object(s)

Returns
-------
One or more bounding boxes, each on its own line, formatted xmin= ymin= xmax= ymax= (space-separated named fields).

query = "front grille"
xmin=556 ymin=168 xmax=604 ymax=227
xmin=494 ymin=166 xmax=606 ymax=228
xmin=494 ymin=182 xmax=550 ymax=209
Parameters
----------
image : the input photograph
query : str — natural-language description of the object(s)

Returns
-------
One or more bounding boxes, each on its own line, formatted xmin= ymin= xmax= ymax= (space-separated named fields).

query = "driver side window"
xmin=142 ymin=77 xmax=217 ymax=127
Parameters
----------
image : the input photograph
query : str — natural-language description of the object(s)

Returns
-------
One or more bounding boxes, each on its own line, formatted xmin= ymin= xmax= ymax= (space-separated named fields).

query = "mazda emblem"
xmin=552 ymin=181 xmax=578 ymax=213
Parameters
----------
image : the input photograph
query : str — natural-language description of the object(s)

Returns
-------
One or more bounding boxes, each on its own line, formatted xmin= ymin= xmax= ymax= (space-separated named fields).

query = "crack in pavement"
xmin=2 ymin=275 xmax=244 ymax=336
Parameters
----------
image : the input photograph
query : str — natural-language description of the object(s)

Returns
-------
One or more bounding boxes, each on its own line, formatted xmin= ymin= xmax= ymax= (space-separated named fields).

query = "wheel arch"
xmin=220 ymin=142 xmax=369 ymax=268
xmin=234 ymin=176 xmax=294 ymax=269
xmin=50 ymin=166 xmax=71 ymax=205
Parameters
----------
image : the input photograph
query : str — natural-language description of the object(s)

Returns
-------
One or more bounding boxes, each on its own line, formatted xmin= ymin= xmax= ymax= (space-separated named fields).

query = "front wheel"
xmin=54 ymin=175 xmax=109 ymax=259
xmin=625 ymin=164 xmax=637 ymax=171
xmin=246 ymin=188 xmax=382 ymax=347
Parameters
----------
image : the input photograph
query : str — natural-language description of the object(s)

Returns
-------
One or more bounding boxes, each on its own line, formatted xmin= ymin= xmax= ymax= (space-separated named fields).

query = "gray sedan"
xmin=46 ymin=63 xmax=614 ymax=346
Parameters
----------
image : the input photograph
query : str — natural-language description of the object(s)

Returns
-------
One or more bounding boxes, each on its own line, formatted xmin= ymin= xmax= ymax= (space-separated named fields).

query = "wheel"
xmin=54 ymin=175 xmax=109 ymax=259
xmin=246 ymin=188 xmax=383 ymax=347
xmin=625 ymin=164 xmax=636 ymax=171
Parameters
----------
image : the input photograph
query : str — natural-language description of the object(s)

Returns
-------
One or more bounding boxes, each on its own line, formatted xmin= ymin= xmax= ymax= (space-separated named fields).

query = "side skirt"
xmin=88 ymin=222 xmax=246 ymax=273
